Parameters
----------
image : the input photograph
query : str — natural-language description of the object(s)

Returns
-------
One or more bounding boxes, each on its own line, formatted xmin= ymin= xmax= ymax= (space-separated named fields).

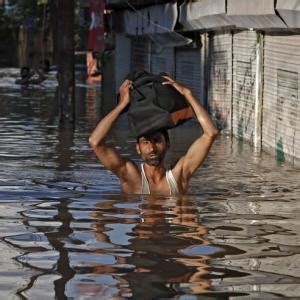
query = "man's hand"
xmin=119 ymin=79 xmax=132 ymax=107
xmin=162 ymin=76 xmax=191 ymax=97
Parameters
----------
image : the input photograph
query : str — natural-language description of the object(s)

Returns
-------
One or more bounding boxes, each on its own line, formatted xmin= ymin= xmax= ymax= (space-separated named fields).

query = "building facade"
xmin=104 ymin=0 xmax=300 ymax=166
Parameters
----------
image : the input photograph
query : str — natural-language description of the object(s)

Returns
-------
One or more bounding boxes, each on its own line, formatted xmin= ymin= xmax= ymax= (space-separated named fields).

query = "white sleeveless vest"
xmin=140 ymin=164 xmax=179 ymax=195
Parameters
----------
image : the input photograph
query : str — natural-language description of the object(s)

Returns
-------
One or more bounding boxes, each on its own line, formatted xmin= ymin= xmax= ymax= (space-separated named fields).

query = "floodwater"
xmin=0 ymin=68 xmax=300 ymax=299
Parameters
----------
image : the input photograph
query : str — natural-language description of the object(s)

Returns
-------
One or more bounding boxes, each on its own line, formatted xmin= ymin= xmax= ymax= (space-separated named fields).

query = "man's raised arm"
xmin=163 ymin=76 xmax=219 ymax=182
xmin=89 ymin=80 xmax=135 ymax=178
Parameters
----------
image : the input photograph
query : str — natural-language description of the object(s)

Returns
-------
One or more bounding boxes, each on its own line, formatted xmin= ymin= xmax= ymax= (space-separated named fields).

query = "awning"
xmin=149 ymin=32 xmax=192 ymax=53
xmin=106 ymin=0 xmax=171 ymax=10
xmin=227 ymin=0 xmax=287 ymax=29
xmin=276 ymin=0 xmax=300 ymax=28
xmin=122 ymin=2 xmax=177 ymax=35
xmin=179 ymin=0 xmax=234 ymax=31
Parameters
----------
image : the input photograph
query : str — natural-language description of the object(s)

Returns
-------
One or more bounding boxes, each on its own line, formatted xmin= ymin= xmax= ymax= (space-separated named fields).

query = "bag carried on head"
xmin=125 ymin=71 xmax=194 ymax=138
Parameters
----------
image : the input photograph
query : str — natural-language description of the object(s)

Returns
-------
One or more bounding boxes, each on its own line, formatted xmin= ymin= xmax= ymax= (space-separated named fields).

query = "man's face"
xmin=21 ymin=68 xmax=29 ymax=79
xmin=136 ymin=132 xmax=169 ymax=166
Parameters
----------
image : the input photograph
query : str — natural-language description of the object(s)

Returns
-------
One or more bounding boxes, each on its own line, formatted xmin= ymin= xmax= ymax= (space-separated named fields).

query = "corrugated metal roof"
xmin=106 ymin=0 xmax=173 ymax=10
xmin=276 ymin=0 xmax=300 ymax=28
xmin=121 ymin=2 xmax=177 ymax=35
xmin=109 ymin=0 xmax=300 ymax=33
xmin=179 ymin=0 xmax=234 ymax=31
xmin=227 ymin=0 xmax=287 ymax=29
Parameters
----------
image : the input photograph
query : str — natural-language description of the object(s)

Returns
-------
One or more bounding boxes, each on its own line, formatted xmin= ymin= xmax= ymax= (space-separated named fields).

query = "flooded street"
xmin=0 ymin=68 xmax=300 ymax=299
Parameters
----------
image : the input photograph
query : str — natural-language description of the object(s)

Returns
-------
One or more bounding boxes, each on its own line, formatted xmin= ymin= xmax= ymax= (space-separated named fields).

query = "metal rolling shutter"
xmin=208 ymin=32 xmax=233 ymax=133
xmin=131 ymin=37 xmax=151 ymax=72
xmin=115 ymin=33 xmax=131 ymax=95
xmin=175 ymin=47 xmax=203 ymax=104
xmin=151 ymin=47 xmax=175 ymax=77
xmin=232 ymin=30 xmax=257 ymax=144
xmin=263 ymin=34 xmax=300 ymax=163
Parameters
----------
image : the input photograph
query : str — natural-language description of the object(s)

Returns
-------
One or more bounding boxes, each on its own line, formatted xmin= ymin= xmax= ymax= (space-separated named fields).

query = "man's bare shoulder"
xmin=119 ymin=159 xmax=142 ymax=182
xmin=170 ymin=156 xmax=190 ymax=192
xmin=170 ymin=157 xmax=183 ymax=180
xmin=119 ymin=160 xmax=142 ymax=193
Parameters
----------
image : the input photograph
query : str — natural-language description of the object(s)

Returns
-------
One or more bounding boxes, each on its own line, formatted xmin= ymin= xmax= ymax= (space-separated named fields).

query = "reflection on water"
xmin=0 ymin=68 xmax=300 ymax=299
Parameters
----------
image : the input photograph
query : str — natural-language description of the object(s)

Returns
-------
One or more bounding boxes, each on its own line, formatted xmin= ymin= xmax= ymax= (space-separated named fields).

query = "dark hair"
xmin=160 ymin=129 xmax=170 ymax=144
xmin=20 ymin=66 xmax=30 ymax=78
xmin=21 ymin=66 xmax=30 ymax=72
xmin=136 ymin=129 xmax=170 ymax=144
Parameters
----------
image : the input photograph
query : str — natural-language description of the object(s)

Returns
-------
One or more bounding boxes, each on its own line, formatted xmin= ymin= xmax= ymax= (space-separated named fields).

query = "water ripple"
xmin=1 ymin=69 xmax=300 ymax=298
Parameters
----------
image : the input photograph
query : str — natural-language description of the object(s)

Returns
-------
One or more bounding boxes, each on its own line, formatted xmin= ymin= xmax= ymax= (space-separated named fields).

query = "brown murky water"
xmin=0 ymin=68 xmax=300 ymax=299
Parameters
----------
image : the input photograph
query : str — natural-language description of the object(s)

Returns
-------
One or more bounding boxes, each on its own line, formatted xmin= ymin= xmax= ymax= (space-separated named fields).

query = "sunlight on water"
xmin=0 ymin=68 xmax=300 ymax=299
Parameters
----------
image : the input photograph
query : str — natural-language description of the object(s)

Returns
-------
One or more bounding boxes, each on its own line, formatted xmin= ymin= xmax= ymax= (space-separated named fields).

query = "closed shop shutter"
xmin=263 ymin=34 xmax=300 ymax=163
xmin=232 ymin=30 xmax=257 ymax=143
xmin=151 ymin=47 xmax=175 ymax=77
xmin=115 ymin=33 xmax=131 ymax=95
xmin=175 ymin=47 xmax=203 ymax=104
xmin=131 ymin=37 xmax=151 ymax=72
xmin=208 ymin=32 xmax=233 ymax=133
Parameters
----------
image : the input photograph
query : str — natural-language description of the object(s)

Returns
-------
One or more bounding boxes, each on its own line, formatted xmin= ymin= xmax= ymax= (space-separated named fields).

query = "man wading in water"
xmin=89 ymin=76 xmax=218 ymax=195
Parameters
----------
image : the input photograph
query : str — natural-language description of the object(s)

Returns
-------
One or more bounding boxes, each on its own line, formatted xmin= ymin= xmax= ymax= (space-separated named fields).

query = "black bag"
xmin=125 ymin=71 xmax=194 ymax=138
